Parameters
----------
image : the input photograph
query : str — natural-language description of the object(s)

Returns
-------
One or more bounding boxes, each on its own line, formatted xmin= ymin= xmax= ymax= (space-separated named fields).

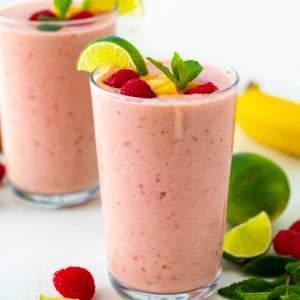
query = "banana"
xmin=236 ymin=82 xmax=300 ymax=157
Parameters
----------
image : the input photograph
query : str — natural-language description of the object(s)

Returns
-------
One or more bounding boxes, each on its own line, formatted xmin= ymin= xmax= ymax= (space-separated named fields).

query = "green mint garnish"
xmin=54 ymin=0 xmax=72 ymax=19
xmin=146 ymin=52 xmax=203 ymax=91
xmin=81 ymin=0 xmax=92 ymax=10
xmin=37 ymin=24 xmax=62 ymax=31
xmin=218 ymin=256 xmax=300 ymax=300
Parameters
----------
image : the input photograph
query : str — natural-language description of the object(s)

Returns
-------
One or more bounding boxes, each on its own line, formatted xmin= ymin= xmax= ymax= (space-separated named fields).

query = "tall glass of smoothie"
xmin=0 ymin=1 xmax=117 ymax=208
xmin=86 ymin=37 xmax=239 ymax=299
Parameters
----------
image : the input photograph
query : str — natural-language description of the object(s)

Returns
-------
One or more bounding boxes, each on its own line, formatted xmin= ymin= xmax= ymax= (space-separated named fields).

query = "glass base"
xmin=8 ymin=181 xmax=100 ymax=209
xmin=109 ymin=271 xmax=220 ymax=300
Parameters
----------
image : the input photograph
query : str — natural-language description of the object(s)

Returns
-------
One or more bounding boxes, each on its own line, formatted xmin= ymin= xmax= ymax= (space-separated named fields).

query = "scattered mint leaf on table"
xmin=242 ymin=255 xmax=297 ymax=277
xmin=146 ymin=52 xmax=203 ymax=90
xmin=218 ymin=256 xmax=300 ymax=300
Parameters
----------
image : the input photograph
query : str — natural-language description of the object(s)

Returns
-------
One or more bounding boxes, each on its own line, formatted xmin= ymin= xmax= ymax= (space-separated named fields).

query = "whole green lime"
xmin=227 ymin=152 xmax=290 ymax=226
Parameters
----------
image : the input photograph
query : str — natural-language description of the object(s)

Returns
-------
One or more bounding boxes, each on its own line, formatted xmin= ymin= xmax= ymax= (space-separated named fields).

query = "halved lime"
xmin=40 ymin=295 xmax=78 ymax=300
xmin=223 ymin=211 xmax=272 ymax=263
xmin=77 ymin=35 xmax=148 ymax=75
xmin=227 ymin=152 xmax=290 ymax=226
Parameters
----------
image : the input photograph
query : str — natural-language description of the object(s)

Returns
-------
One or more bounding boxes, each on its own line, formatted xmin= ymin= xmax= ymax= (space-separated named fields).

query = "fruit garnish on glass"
xmin=77 ymin=35 xmax=219 ymax=98
xmin=29 ymin=0 xmax=143 ymax=31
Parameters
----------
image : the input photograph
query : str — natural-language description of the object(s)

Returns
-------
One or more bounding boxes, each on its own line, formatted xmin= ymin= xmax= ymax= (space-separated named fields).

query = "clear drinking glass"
xmin=0 ymin=1 xmax=117 ymax=208
xmin=90 ymin=62 xmax=239 ymax=299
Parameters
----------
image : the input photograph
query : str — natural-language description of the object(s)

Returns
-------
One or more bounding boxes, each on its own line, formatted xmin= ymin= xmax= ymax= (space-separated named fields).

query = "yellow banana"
xmin=236 ymin=82 xmax=300 ymax=157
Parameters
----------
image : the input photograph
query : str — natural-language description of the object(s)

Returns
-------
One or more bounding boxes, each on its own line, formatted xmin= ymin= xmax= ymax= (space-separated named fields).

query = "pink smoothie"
xmin=0 ymin=2 xmax=116 ymax=195
xmin=91 ymin=63 xmax=239 ymax=294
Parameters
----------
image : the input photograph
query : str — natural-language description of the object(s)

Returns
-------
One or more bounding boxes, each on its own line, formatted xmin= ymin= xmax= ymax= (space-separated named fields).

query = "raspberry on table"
xmin=289 ymin=220 xmax=300 ymax=233
xmin=120 ymin=78 xmax=156 ymax=98
xmin=53 ymin=266 xmax=95 ymax=300
xmin=184 ymin=82 xmax=218 ymax=95
xmin=273 ymin=229 xmax=300 ymax=260
xmin=104 ymin=69 xmax=139 ymax=88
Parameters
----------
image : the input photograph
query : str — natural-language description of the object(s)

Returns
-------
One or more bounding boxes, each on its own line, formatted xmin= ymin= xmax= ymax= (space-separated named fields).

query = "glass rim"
xmin=0 ymin=1 xmax=117 ymax=27
xmin=90 ymin=63 xmax=240 ymax=105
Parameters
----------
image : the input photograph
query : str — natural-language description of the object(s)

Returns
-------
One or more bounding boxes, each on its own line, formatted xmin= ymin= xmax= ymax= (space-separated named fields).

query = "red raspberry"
xmin=104 ymin=69 xmax=139 ymax=88
xmin=29 ymin=9 xmax=57 ymax=21
xmin=290 ymin=220 xmax=300 ymax=233
xmin=273 ymin=229 xmax=300 ymax=259
xmin=68 ymin=11 xmax=94 ymax=20
xmin=184 ymin=82 xmax=218 ymax=95
xmin=0 ymin=163 xmax=5 ymax=182
xmin=53 ymin=266 xmax=95 ymax=300
xmin=121 ymin=78 xmax=156 ymax=98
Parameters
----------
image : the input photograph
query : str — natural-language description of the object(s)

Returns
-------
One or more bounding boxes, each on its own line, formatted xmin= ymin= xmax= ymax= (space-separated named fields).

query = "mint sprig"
xmin=218 ymin=255 xmax=300 ymax=300
xmin=146 ymin=52 xmax=203 ymax=91
xmin=54 ymin=0 xmax=72 ymax=19
xmin=81 ymin=0 xmax=92 ymax=10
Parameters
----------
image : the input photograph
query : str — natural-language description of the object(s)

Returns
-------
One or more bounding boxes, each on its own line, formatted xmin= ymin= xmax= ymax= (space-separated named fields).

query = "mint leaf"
xmin=218 ymin=277 xmax=276 ymax=300
xmin=146 ymin=57 xmax=179 ymax=86
xmin=242 ymin=255 xmax=297 ymax=277
xmin=54 ymin=0 xmax=72 ymax=19
xmin=267 ymin=285 xmax=287 ymax=300
xmin=171 ymin=52 xmax=202 ymax=90
xmin=146 ymin=52 xmax=202 ymax=91
xmin=37 ymin=24 xmax=62 ymax=31
xmin=81 ymin=0 xmax=92 ymax=10
xmin=286 ymin=262 xmax=300 ymax=281
xmin=237 ymin=290 xmax=271 ymax=300
xmin=281 ymin=295 xmax=300 ymax=300
xmin=289 ymin=286 xmax=300 ymax=296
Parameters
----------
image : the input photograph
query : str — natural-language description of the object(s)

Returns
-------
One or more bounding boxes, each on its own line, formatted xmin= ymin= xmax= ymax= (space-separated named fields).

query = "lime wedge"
xmin=77 ymin=35 xmax=148 ymax=75
xmin=117 ymin=0 xmax=144 ymax=16
xmin=223 ymin=211 xmax=272 ymax=263
xmin=40 ymin=295 xmax=78 ymax=300
xmin=81 ymin=0 xmax=143 ymax=16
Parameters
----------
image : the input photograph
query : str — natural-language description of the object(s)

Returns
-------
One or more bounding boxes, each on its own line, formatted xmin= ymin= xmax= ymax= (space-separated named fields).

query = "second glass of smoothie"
xmin=0 ymin=1 xmax=117 ymax=208
xmin=90 ymin=59 xmax=239 ymax=299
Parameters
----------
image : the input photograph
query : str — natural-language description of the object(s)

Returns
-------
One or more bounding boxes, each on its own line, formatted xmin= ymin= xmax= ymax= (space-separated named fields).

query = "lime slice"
xmin=40 ymin=295 xmax=78 ymax=300
xmin=117 ymin=0 xmax=144 ymax=16
xmin=223 ymin=211 xmax=272 ymax=263
xmin=81 ymin=0 xmax=143 ymax=16
xmin=77 ymin=35 xmax=148 ymax=75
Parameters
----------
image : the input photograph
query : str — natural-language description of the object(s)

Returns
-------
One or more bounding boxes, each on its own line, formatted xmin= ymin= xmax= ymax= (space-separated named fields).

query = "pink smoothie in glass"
xmin=90 ymin=62 xmax=239 ymax=296
xmin=0 ymin=2 xmax=116 ymax=207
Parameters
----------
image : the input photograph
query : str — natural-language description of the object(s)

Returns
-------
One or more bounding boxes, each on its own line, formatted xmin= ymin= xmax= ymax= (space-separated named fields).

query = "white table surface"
xmin=1 ymin=0 xmax=300 ymax=299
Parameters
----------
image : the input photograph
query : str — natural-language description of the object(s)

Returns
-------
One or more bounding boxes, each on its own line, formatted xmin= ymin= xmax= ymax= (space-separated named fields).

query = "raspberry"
xmin=184 ymin=82 xmax=218 ymax=95
xmin=68 ymin=11 xmax=94 ymax=20
xmin=290 ymin=220 xmax=300 ymax=233
xmin=29 ymin=9 xmax=57 ymax=21
xmin=273 ymin=229 xmax=300 ymax=259
xmin=121 ymin=78 xmax=156 ymax=98
xmin=104 ymin=69 xmax=139 ymax=88
xmin=0 ymin=163 xmax=5 ymax=182
xmin=53 ymin=266 xmax=95 ymax=300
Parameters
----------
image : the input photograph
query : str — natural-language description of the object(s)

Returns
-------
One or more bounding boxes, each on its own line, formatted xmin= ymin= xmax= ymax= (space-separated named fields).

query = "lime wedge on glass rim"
xmin=223 ymin=211 xmax=272 ymax=263
xmin=77 ymin=35 xmax=148 ymax=75
xmin=81 ymin=0 xmax=144 ymax=16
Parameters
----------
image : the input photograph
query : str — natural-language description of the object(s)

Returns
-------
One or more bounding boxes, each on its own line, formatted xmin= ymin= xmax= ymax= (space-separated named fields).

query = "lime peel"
xmin=223 ymin=211 xmax=272 ymax=263
xmin=77 ymin=35 xmax=148 ymax=75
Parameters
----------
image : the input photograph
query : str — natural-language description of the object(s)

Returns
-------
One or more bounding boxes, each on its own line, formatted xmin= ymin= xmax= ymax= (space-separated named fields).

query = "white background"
xmin=0 ymin=0 xmax=300 ymax=299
